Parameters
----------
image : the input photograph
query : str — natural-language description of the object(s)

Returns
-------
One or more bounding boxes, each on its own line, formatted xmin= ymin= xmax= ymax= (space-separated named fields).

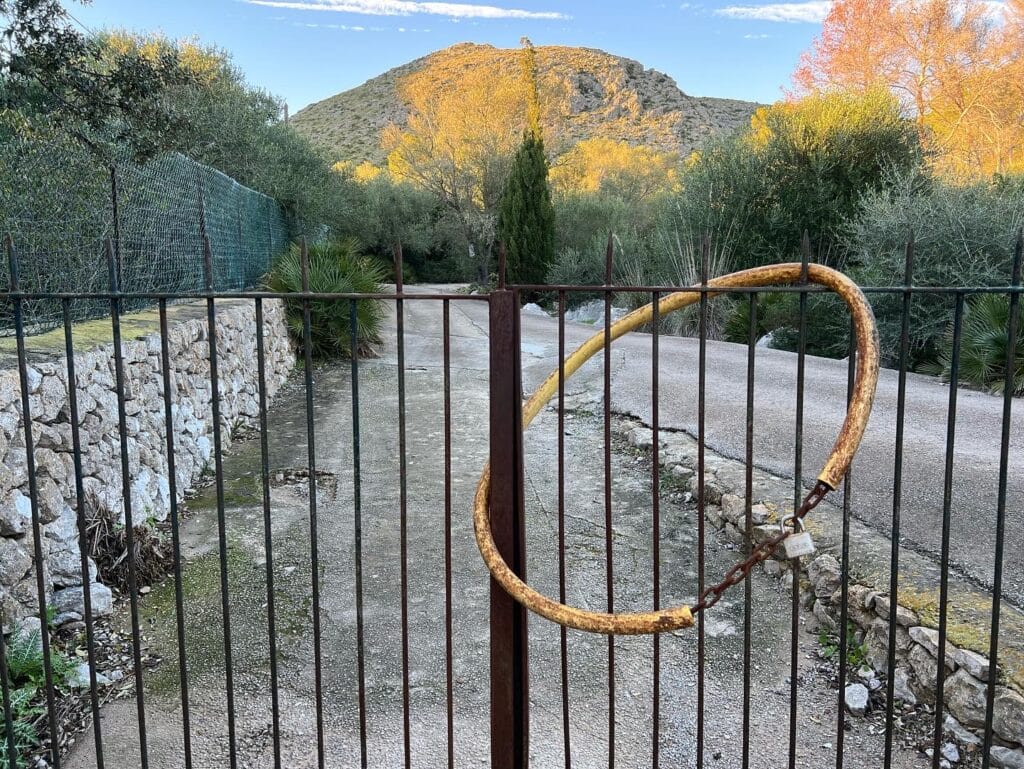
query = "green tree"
xmin=1 ymin=1 xmax=196 ymax=158
xmin=680 ymin=87 xmax=920 ymax=271
xmin=498 ymin=133 xmax=556 ymax=287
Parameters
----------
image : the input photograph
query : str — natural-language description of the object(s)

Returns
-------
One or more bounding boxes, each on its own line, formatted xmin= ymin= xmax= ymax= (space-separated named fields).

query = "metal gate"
xmin=1 ymin=231 xmax=1022 ymax=769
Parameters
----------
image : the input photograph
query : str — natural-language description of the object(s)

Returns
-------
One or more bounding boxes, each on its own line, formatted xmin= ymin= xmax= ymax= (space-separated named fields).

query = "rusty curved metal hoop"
xmin=474 ymin=263 xmax=880 ymax=635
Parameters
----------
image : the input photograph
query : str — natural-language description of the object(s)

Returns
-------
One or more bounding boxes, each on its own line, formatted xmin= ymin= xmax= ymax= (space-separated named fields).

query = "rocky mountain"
xmin=292 ymin=43 xmax=758 ymax=166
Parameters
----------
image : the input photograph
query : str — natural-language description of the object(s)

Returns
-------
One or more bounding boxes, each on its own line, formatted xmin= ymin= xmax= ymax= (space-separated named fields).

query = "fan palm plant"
xmin=265 ymin=239 xmax=387 ymax=358
xmin=934 ymin=294 xmax=1023 ymax=395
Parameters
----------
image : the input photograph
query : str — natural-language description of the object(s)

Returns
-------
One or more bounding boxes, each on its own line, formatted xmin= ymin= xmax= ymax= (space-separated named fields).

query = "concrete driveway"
xmin=65 ymin=289 xmax=934 ymax=768
xmin=518 ymin=301 xmax=1024 ymax=606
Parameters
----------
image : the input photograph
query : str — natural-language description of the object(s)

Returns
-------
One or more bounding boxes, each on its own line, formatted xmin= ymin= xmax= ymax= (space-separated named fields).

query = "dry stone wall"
xmin=0 ymin=300 xmax=293 ymax=632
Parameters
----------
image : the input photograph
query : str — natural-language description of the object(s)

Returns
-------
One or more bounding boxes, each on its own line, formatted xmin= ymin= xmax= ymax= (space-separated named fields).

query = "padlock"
xmin=781 ymin=515 xmax=815 ymax=559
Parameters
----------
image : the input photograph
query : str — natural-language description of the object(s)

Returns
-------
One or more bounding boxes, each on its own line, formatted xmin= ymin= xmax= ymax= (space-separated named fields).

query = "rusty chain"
xmin=690 ymin=480 xmax=832 ymax=613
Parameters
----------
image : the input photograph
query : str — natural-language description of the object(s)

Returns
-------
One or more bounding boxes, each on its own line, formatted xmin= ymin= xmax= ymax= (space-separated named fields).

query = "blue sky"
xmin=72 ymin=0 xmax=832 ymax=112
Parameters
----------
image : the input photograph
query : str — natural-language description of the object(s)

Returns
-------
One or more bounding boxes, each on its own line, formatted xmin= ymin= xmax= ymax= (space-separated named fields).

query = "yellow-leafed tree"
xmin=550 ymin=138 xmax=681 ymax=202
xmin=383 ymin=45 xmax=565 ymax=280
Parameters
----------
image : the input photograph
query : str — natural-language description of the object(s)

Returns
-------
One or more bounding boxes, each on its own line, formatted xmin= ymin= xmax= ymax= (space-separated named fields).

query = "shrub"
xmin=678 ymin=87 xmax=920 ymax=271
xmin=265 ymin=239 xmax=386 ymax=358
xmin=848 ymin=171 xmax=1024 ymax=368
xmin=545 ymin=246 xmax=606 ymax=308
xmin=932 ymin=294 xmax=1023 ymax=395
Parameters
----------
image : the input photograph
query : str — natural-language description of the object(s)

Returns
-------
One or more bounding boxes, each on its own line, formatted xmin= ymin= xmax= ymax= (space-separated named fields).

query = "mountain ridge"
xmin=292 ymin=42 xmax=759 ymax=166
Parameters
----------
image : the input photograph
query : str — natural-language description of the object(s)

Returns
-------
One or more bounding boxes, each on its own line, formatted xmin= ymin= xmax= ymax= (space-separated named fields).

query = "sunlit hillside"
xmin=292 ymin=42 xmax=758 ymax=165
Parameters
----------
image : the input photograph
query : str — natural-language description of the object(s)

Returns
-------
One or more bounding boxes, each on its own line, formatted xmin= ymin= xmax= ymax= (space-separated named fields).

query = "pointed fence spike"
xmin=904 ymin=236 xmax=915 ymax=286
xmin=700 ymin=234 xmax=710 ymax=285
xmin=497 ymin=241 xmax=507 ymax=291
xmin=797 ymin=231 xmax=811 ymax=285
xmin=104 ymin=238 xmax=118 ymax=293
xmin=299 ymin=238 xmax=311 ymax=294
xmin=202 ymin=234 xmax=214 ymax=292
xmin=1012 ymin=229 xmax=1023 ymax=286
xmin=604 ymin=232 xmax=614 ymax=285
xmin=393 ymin=241 xmax=404 ymax=293
xmin=4 ymin=233 xmax=17 ymax=292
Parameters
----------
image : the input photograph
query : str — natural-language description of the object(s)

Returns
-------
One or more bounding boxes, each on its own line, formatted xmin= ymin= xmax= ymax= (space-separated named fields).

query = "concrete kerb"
xmin=614 ymin=415 xmax=1024 ymax=762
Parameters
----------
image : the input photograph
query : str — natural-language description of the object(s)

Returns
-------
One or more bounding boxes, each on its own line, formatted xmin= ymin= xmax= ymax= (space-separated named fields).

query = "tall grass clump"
xmin=265 ymin=239 xmax=387 ymax=358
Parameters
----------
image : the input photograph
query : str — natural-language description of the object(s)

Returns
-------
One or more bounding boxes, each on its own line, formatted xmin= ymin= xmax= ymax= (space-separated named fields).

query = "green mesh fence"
xmin=0 ymin=136 xmax=291 ymax=335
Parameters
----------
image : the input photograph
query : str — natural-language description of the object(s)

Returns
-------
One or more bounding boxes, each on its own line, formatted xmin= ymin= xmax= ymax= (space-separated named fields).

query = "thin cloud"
xmin=242 ymin=0 xmax=569 ymax=19
xmin=744 ymin=32 xmax=771 ymax=37
xmin=716 ymin=1 xmax=831 ymax=22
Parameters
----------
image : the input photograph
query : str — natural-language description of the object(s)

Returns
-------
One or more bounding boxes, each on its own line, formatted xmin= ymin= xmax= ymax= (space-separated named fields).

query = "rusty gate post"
xmin=488 ymin=280 xmax=530 ymax=769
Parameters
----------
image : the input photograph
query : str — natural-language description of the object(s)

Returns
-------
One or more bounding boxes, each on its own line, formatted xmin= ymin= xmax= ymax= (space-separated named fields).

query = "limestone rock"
xmin=813 ymin=599 xmax=837 ymax=633
xmin=873 ymin=595 xmax=918 ymax=626
xmin=808 ymin=555 xmax=841 ymax=599
xmin=990 ymin=747 xmax=1024 ymax=769
xmin=954 ymin=648 xmax=992 ymax=682
xmin=52 ymin=582 xmax=113 ymax=620
xmin=721 ymin=493 xmax=743 ymax=524
xmin=627 ymin=426 xmax=653 ymax=450
xmin=946 ymin=669 xmax=989 ymax=729
xmin=893 ymin=666 xmax=917 ymax=704
xmin=0 ymin=300 xmax=294 ymax=623
xmin=864 ymin=618 xmax=912 ymax=673
xmin=909 ymin=626 xmax=957 ymax=670
xmin=0 ymin=490 xmax=32 ymax=535
xmin=907 ymin=642 xmax=942 ymax=705
xmin=845 ymin=683 xmax=869 ymax=716
xmin=941 ymin=742 xmax=960 ymax=764
xmin=944 ymin=714 xmax=981 ymax=746
xmin=0 ymin=536 xmax=32 ymax=586
xmin=993 ymin=688 xmax=1024 ymax=746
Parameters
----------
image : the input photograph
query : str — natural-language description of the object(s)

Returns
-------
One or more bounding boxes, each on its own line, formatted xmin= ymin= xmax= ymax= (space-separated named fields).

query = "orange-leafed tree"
xmin=793 ymin=0 xmax=1024 ymax=177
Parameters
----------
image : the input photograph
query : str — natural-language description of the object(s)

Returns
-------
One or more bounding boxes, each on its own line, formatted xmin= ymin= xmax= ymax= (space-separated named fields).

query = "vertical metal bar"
xmin=158 ymin=299 xmax=194 ymax=769
xmin=488 ymin=283 xmax=529 ymax=769
xmin=200 ymin=235 xmax=238 ymax=769
xmin=104 ymin=237 xmax=148 ymax=769
xmin=0 ymin=621 xmax=16 ymax=769
xmin=350 ymin=299 xmax=368 ymax=769
xmin=696 ymin=235 xmax=709 ymax=769
xmin=742 ymin=292 xmax=757 ymax=769
xmin=652 ymin=291 xmax=662 ymax=769
xmin=443 ymin=299 xmax=455 ymax=769
xmin=931 ymin=293 xmax=964 ymax=769
xmin=110 ymin=165 xmax=123 ymax=290
xmin=835 ymin=314 xmax=857 ymax=769
xmin=884 ymin=238 xmax=915 ymax=768
xmin=980 ymin=232 xmax=1022 ymax=769
xmin=297 ymin=240 xmax=327 ymax=769
xmin=62 ymin=298 xmax=105 ymax=769
xmin=391 ymin=244 xmax=413 ymax=769
xmin=602 ymin=234 xmax=616 ymax=769
xmin=5 ymin=234 xmax=61 ymax=769
xmin=254 ymin=299 xmax=282 ymax=769
xmin=557 ymin=290 xmax=571 ymax=769
xmin=789 ymin=233 xmax=811 ymax=769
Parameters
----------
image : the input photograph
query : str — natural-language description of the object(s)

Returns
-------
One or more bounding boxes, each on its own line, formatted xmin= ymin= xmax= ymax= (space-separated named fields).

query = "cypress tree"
xmin=498 ymin=132 xmax=556 ymax=287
